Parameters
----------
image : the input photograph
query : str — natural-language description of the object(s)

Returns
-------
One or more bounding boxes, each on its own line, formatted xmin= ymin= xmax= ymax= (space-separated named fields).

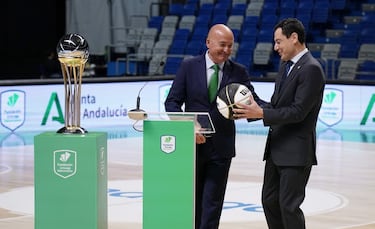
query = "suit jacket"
xmin=263 ymin=52 xmax=325 ymax=166
xmin=165 ymin=54 xmax=264 ymax=159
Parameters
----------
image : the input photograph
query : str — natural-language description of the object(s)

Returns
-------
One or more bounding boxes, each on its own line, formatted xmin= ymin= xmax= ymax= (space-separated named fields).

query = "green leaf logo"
xmin=324 ymin=91 xmax=336 ymax=104
xmin=7 ymin=93 xmax=19 ymax=107
xmin=165 ymin=136 xmax=172 ymax=143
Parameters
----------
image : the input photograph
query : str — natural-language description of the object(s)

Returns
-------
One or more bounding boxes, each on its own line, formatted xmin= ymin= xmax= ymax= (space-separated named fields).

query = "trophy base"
xmin=57 ymin=126 xmax=88 ymax=134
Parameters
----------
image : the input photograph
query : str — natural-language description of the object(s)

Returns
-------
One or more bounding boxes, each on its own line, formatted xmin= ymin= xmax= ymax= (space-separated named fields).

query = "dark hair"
xmin=274 ymin=18 xmax=306 ymax=44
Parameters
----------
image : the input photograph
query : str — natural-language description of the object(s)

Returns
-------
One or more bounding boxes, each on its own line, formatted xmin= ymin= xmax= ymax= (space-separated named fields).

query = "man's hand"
xmin=233 ymin=96 xmax=264 ymax=119
xmin=196 ymin=133 xmax=206 ymax=144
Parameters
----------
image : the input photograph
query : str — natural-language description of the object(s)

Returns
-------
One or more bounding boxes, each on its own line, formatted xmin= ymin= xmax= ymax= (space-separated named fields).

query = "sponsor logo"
xmin=161 ymin=135 xmax=175 ymax=154
xmin=0 ymin=90 xmax=26 ymax=131
xmin=53 ymin=150 xmax=77 ymax=178
xmin=319 ymin=88 xmax=343 ymax=127
xmin=41 ymin=92 xmax=65 ymax=126
xmin=361 ymin=93 xmax=375 ymax=126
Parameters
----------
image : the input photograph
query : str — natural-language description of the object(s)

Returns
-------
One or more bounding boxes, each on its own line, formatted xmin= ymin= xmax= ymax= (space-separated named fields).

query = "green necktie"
xmin=208 ymin=64 xmax=219 ymax=102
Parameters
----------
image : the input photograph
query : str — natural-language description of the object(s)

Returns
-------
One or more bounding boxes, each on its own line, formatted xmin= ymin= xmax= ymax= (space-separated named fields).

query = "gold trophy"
xmin=56 ymin=33 xmax=89 ymax=134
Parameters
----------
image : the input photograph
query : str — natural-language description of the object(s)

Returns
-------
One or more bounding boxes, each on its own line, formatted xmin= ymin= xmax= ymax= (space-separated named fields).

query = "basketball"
xmin=216 ymin=83 xmax=252 ymax=120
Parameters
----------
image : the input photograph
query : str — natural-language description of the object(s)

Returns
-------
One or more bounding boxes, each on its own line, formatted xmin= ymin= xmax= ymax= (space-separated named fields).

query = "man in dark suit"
xmin=164 ymin=24 xmax=265 ymax=229
xmin=233 ymin=18 xmax=325 ymax=229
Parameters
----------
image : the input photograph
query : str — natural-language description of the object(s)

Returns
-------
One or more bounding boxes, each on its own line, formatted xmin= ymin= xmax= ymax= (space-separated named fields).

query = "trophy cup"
xmin=56 ymin=33 xmax=89 ymax=134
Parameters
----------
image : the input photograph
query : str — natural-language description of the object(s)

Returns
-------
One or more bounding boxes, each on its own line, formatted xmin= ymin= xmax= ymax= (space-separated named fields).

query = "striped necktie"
xmin=208 ymin=64 xmax=219 ymax=102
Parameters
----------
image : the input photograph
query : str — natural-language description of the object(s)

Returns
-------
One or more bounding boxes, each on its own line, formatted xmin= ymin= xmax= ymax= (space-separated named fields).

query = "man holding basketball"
xmin=234 ymin=18 xmax=325 ymax=229
xmin=165 ymin=24 xmax=264 ymax=229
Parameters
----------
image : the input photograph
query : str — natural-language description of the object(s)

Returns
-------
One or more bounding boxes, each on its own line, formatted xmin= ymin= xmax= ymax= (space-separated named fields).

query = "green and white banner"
xmin=1 ymin=81 xmax=375 ymax=138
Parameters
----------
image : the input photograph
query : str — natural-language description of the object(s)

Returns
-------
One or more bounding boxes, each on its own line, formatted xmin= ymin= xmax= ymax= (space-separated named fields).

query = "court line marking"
xmin=334 ymin=221 xmax=375 ymax=229
xmin=0 ymin=214 xmax=32 ymax=222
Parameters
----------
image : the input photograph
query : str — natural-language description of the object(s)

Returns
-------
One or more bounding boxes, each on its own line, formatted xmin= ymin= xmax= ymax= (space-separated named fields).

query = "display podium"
xmin=142 ymin=112 xmax=214 ymax=229
xmin=34 ymin=132 xmax=108 ymax=229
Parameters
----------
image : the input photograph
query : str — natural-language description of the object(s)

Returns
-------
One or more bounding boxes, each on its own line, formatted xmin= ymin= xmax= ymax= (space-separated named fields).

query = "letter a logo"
xmin=41 ymin=92 xmax=65 ymax=125
xmin=360 ymin=94 xmax=375 ymax=125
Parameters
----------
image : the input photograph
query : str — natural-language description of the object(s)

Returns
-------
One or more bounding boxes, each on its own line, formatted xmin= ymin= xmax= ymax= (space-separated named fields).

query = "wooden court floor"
xmin=0 ymin=134 xmax=374 ymax=229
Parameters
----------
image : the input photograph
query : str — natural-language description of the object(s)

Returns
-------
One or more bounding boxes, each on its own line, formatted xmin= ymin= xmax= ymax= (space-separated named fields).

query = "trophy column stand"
xmin=142 ymin=112 xmax=215 ymax=229
xmin=34 ymin=34 xmax=108 ymax=229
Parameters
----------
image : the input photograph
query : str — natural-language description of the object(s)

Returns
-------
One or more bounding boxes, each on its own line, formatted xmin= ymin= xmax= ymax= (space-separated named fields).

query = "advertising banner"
xmin=1 ymin=81 xmax=375 ymax=143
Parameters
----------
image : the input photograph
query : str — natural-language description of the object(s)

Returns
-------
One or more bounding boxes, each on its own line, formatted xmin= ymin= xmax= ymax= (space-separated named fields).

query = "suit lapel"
xmin=196 ymin=55 xmax=208 ymax=90
xmin=219 ymin=60 xmax=232 ymax=89
xmin=274 ymin=52 xmax=310 ymax=103
xmin=276 ymin=62 xmax=289 ymax=94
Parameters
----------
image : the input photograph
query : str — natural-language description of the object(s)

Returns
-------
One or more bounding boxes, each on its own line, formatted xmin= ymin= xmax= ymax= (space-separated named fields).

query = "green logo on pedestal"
xmin=161 ymin=135 xmax=176 ymax=154
xmin=53 ymin=150 xmax=77 ymax=178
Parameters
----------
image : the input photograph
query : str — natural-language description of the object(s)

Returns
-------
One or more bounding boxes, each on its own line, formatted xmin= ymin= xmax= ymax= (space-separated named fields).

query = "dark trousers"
xmin=195 ymin=141 xmax=232 ymax=229
xmin=262 ymin=159 xmax=312 ymax=229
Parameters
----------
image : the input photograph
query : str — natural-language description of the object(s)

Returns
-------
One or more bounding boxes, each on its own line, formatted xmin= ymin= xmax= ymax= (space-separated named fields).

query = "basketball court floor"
xmin=0 ymin=128 xmax=374 ymax=229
